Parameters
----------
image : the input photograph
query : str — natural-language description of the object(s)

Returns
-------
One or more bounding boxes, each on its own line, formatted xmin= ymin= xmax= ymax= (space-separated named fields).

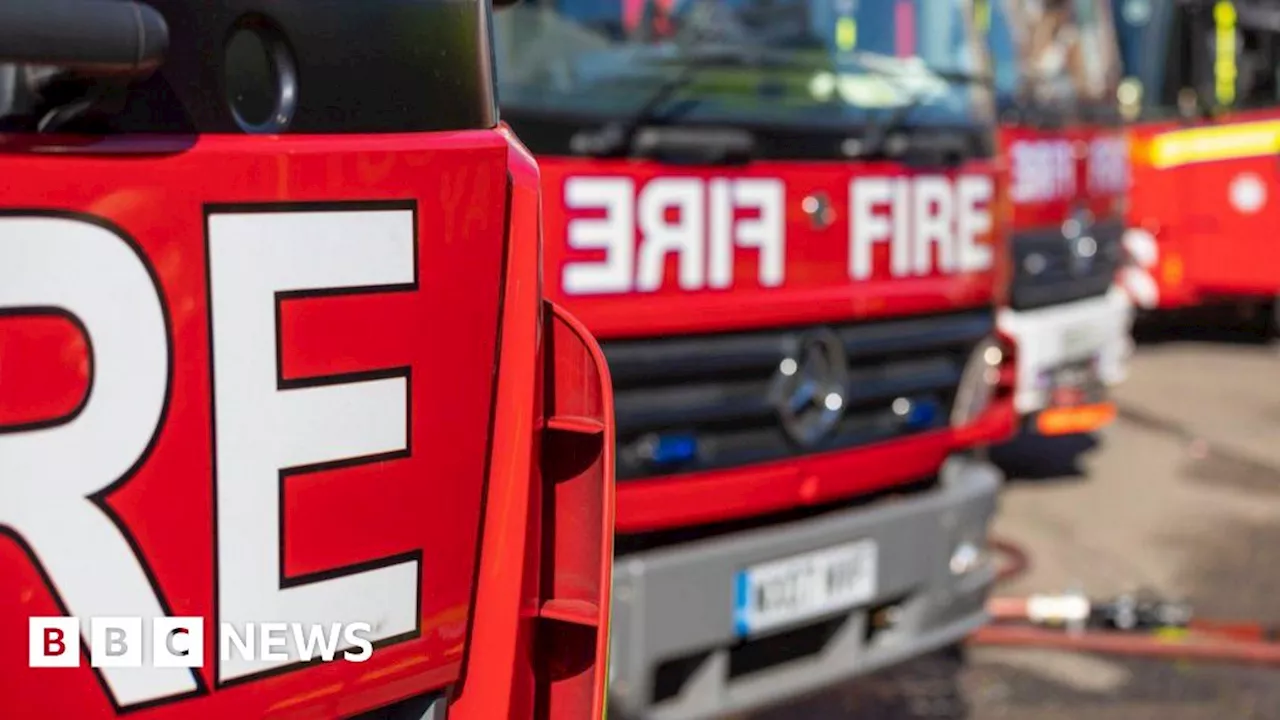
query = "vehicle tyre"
xmin=1253 ymin=297 xmax=1280 ymax=344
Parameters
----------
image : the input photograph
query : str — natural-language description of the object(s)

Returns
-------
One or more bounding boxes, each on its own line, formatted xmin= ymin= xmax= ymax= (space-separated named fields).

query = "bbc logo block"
xmin=29 ymin=617 xmax=80 ymax=668
xmin=90 ymin=617 xmax=143 ymax=668
xmin=29 ymin=617 xmax=204 ymax=668
xmin=154 ymin=616 xmax=204 ymax=668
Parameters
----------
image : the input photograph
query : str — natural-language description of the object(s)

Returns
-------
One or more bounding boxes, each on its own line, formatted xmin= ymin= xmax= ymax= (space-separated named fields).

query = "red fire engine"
xmin=1115 ymin=0 xmax=1280 ymax=326
xmin=0 ymin=1 xmax=615 ymax=718
xmin=495 ymin=1 xmax=1015 ymax=717
xmin=980 ymin=0 xmax=1133 ymax=436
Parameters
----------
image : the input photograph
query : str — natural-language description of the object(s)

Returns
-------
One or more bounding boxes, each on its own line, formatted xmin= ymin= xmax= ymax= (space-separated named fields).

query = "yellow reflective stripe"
xmin=974 ymin=0 xmax=991 ymax=35
xmin=836 ymin=16 xmax=857 ymax=52
xmin=1147 ymin=120 xmax=1280 ymax=169
xmin=1214 ymin=1 xmax=1238 ymax=107
xmin=1155 ymin=627 xmax=1190 ymax=642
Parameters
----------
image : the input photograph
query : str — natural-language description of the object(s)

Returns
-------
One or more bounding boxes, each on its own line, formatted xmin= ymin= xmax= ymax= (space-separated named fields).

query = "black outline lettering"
xmin=0 ymin=209 xmax=206 ymax=714
xmin=204 ymin=200 xmax=423 ymax=689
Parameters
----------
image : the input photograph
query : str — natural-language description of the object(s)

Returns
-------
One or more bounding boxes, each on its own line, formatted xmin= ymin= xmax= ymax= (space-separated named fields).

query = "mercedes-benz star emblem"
xmin=1063 ymin=207 xmax=1098 ymax=277
xmin=770 ymin=328 xmax=849 ymax=448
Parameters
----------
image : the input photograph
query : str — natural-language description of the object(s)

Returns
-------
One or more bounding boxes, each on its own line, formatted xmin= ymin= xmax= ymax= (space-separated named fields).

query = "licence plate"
xmin=733 ymin=540 xmax=878 ymax=637
xmin=1050 ymin=361 xmax=1103 ymax=407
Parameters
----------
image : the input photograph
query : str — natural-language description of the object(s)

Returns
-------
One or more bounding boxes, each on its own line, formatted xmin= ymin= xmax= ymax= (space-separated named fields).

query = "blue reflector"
xmin=647 ymin=433 xmax=698 ymax=465
xmin=906 ymin=398 xmax=939 ymax=428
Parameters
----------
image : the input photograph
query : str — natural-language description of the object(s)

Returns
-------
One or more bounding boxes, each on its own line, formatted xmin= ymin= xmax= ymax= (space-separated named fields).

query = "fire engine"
xmin=0 ymin=1 xmax=616 ymax=718
xmin=495 ymin=1 xmax=1014 ymax=717
xmin=979 ymin=0 xmax=1133 ymax=437
xmin=1115 ymin=0 xmax=1280 ymax=327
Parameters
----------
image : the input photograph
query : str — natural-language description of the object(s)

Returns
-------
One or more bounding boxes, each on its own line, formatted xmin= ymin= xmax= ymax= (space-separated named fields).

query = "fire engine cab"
xmin=979 ymin=0 xmax=1133 ymax=436
xmin=0 ymin=1 xmax=615 ymax=719
xmin=1115 ymin=0 xmax=1280 ymax=329
xmin=496 ymin=1 xmax=1013 ymax=717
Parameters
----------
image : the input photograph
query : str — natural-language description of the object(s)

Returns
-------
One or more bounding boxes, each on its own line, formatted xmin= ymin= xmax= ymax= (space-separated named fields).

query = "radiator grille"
xmin=603 ymin=309 xmax=995 ymax=481
xmin=1008 ymin=218 xmax=1123 ymax=311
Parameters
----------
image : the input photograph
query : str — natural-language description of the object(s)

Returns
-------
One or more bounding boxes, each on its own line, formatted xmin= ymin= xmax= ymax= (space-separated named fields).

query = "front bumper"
xmin=997 ymin=286 xmax=1135 ymax=416
xmin=608 ymin=455 xmax=1001 ymax=720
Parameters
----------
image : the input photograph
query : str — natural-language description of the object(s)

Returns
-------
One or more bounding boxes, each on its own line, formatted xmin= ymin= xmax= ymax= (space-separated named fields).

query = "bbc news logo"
xmin=29 ymin=617 xmax=374 ymax=668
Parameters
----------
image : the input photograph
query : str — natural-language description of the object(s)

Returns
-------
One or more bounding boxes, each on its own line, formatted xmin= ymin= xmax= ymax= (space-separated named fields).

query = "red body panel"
xmin=1126 ymin=108 xmax=1280 ymax=308
xmin=540 ymin=155 xmax=1015 ymax=532
xmin=0 ymin=130 xmax=516 ymax=718
xmin=453 ymin=134 xmax=616 ymax=720
xmin=1126 ymin=117 xmax=1196 ymax=309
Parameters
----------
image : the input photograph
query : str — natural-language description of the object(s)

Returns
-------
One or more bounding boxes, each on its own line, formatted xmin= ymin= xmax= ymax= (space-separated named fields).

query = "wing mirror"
xmin=0 ymin=0 xmax=168 ymax=76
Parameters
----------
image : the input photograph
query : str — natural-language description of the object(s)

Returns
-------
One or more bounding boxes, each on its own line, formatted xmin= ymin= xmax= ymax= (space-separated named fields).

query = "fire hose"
xmin=968 ymin=536 xmax=1280 ymax=667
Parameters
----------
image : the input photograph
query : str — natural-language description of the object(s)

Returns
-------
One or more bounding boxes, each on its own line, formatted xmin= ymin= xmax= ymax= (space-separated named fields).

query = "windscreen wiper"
xmin=844 ymin=55 xmax=992 ymax=161
xmin=572 ymin=44 xmax=814 ymax=158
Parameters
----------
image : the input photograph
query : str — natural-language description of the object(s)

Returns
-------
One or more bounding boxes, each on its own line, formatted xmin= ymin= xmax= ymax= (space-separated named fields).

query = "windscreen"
xmin=1111 ymin=0 xmax=1152 ymax=82
xmin=984 ymin=0 xmax=1122 ymax=111
xmin=493 ymin=0 xmax=991 ymax=131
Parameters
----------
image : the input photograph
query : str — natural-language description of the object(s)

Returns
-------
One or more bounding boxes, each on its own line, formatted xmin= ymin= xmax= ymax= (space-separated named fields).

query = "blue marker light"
xmin=904 ymin=397 xmax=940 ymax=429
xmin=637 ymin=432 xmax=699 ymax=466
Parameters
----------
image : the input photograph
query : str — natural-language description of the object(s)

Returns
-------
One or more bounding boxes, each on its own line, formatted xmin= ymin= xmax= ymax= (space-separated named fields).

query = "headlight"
xmin=1062 ymin=206 xmax=1095 ymax=240
xmin=951 ymin=336 xmax=1002 ymax=428
xmin=1122 ymin=227 xmax=1158 ymax=268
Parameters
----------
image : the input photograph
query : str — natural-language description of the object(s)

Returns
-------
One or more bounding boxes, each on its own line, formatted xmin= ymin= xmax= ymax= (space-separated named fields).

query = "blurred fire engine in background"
xmin=1115 ymin=0 xmax=1280 ymax=332
xmin=978 ymin=0 xmax=1133 ymax=437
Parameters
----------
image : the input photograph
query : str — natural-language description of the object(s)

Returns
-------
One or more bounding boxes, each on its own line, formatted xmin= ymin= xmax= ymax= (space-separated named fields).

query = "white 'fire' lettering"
xmin=562 ymin=174 xmax=994 ymax=293
xmin=1009 ymin=139 xmax=1077 ymax=204
xmin=849 ymin=175 xmax=993 ymax=280
xmin=562 ymin=176 xmax=784 ymax=294
xmin=1088 ymin=135 xmax=1130 ymax=196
